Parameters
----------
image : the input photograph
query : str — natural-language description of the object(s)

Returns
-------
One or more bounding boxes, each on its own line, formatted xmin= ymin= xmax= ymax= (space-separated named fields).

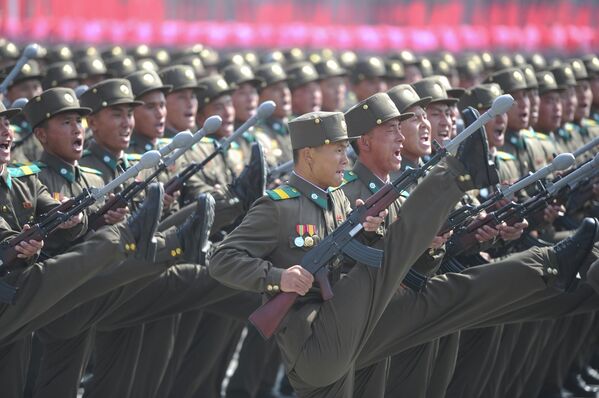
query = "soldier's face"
xmin=88 ymin=104 xmax=135 ymax=154
xmin=260 ymin=82 xmax=291 ymax=119
xmin=292 ymin=82 xmax=322 ymax=115
xmin=591 ymin=76 xmax=599 ymax=107
xmin=574 ymin=81 xmax=592 ymax=121
xmin=403 ymin=65 xmax=423 ymax=84
xmin=506 ymin=89 xmax=530 ymax=131
xmin=166 ymin=88 xmax=198 ymax=131
xmin=352 ymin=77 xmax=387 ymax=102
xmin=359 ymin=118 xmax=405 ymax=175
xmin=35 ymin=112 xmax=85 ymax=164
xmin=197 ymin=95 xmax=235 ymax=139
xmin=320 ymin=77 xmax=347 ymax=112
xmin=483 ymin=109 xmax=507 ymax=148
xmin=400 ymin=106 xmax=431 ymax=162
xmin=7 ymin=79 xmax=42 ymax=102
xmin=426 ymin=103 xmax=452 ymax=142
xmin=232 ymin=83 xmax=258 ymax=123
xmin=307 ymin=141 xmax=349 ymax=188
xmin=82 ymin=75 xmax=106 ymax=87
xmin=536 ymin=92 xmax=562 ymax=133
xmin=560 ymin=87 xmax=578 ymax=123
xmin=0 ymin=116 xmax=14 ymax=164
xmin=527 ymin=89 xmax=540 ymax=127
xmin=134 ymin=90 xmax=166 ymax=140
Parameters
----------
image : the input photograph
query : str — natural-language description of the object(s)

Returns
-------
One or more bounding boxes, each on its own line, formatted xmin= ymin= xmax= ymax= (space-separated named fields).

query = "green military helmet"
xmin=0 ymin=101 xmax=22 ymax=119
xmin=101 ymin=46 xmax=127 ymax=62
xmin=76 ymin=56 xmax=110 ymax=80
xmin=105 ymin=56 xmax=137 ymax=78
xmin=338 ymin=50 xmax=358 ymax=69
xmin=394 ymin=50 xmax=419 ymax=66
xmin=131 ymin=44 xmax=152 ymax=60
xmin=286 ymin=62 xmax=321 ymax=90
xmin=42 ymin=61 xmax=79 ymax=90
xmin=494 ymin=54 xmax=513 ymax=71
xmin=457 ymin=83 xmax=503 ymax=112
xmin=1 ymin=59 xmax=44 ymax=88
xmin=521 ymin=65 xmax=539 ymax=89
xmin=126 ymin=70 xmax=172 ymax=100
xmin=23 ymin=87 xmax=91 ymax=128
xmin=412 ymin=77 xmax=458 ymax=104
xmin=283 ymin=48 xmax=306 ymax=65
xmin=387 ymin=84 xmax=432 ymax=113
xmin=45 ymin=45 xmax=73 ymax=64
xmin=199 ymin=47 xmax=220 ymax=68
xmin=536 ymin=71 xmax=564 ymax=96
xmin=79 ymin=79 xmax=143 ymax=114
xmin=289 ymin=111 xmax=350 ymax=149
xmin=570 ymin=59 xmax=590 ymax=81
xmin=479 ymin=52 xmax=495 ymax=71
xmin=154 ymin=49 xmax=171 ymax=67
xmin=255 ymin=62 xmax=289 ymax=89
xmin=385 ymin=59 xmax=405 ymax=80
xmin=242 ymin=51 xmax=260 ymax=69
xmin=528 ymin=53 xmax=547 ymax=72
xmin=0 ymin=39 xmax=19 ymax=61
xmin=431 ymin=74 xmax=465 ymax=99
xmin=196 ymin=74 xmax=235 ymax=107
xmin=137 ymin=58 xmax=159 ymax=73
xmin=433 ymin=59 xmax=452 ymax=78
xmin=581 ymin=55 xmax=599 ymax=77
xmin=159 ymin=65 xmax=202 ymax=92
xmin=484 ymin=67 xmax=528 ymax=94
xmin=456 ymin=55 xmax=484 ymax=79
xmin=172 ymin=54 xmax=207 ymax=79
xmin=218 ymin=53 xmax=247 ymax=70
xmin=314 ymin=58 xmax=347 ymax=79
xmin=344 ymin=93 xmax=412 ymax=138
xmin=550 ymin=65 xmax=578 ymax=89
xmin=222 ymin=64 xmax=262 ymax=89
xmin=419 ymin=57 xmax=434 ymax=78
xmin=351 ymin=56 xmax=386 ymax=83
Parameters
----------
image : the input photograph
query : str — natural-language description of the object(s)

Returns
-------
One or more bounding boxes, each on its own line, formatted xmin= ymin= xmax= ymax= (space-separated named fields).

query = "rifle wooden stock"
xmin=249 ymin=291 xmax=298 ymax=339
xmin=88 ymin=194 xmax=129 ymax=230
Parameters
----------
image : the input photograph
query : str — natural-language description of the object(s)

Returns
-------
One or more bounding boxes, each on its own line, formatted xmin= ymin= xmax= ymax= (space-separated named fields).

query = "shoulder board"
xmin=82 ymin=149 xmax=92 ymax=157
xmin=266 ymin=185 xmax=301 ymax=200
xmin=496 ymin=151 xmax=516 ymax=161
xmin=520 ymin=129 xmax=536 ymax=139
xmin=79 ymin=166 xmax=103 ymax=176
xmin=125 ymin=153 xmax=142 ymax=161
xmin=10 ymin=161 xmax=39 ymax=167
xmin=157 ymin=138 xmax=172 ymax=147
xmin=533 ymin=132 xmax=548 ymax=140
xmin=199 ymin=137 xmax=216 ymax=144
xmin=7 ymin=164 xmax=41 ymax=177
xmin=583 ymin=118 xmax=598 ymax=127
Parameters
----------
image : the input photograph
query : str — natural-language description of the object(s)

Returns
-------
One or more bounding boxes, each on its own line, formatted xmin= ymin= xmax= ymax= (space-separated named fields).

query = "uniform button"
xmin=60 ymin=168 xmax=67 ymax=175
xmin=266 ymin=284 xmax=273 ymax=292
xmin=170 ymin=249 xmax=177 ymax=257
xmin=103 ymin=156 xmax=111 ymax=163
xmin=273 ymin=285 xmax=280 ymax=292
xmin=310 ymin=193 xmax=318 ymax=200
xmin=369 ymin=182 xmax=376 ymax=190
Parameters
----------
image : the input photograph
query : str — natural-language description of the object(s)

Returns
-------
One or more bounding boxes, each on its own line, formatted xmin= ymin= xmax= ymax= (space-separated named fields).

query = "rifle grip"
xmin=315 ymin=268 xmax=333 ymax=301
xmin=249 ymin=291 xmax=299 ymax=340
xmin=164 ymin=179 xmax=182 ymax=196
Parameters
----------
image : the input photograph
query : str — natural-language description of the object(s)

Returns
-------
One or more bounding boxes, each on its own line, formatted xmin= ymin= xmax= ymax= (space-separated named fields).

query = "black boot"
xmin=582 ymin=366 xmax=599 ymax=387
xmin=553 ymin=218 xmax=599 ymax=291
xmin=127 ymin=183 xmax=164 ymax=261
xmin=230 ymin=142 xmax=267 ymax=211
xmin=176 ymin=193 xmax=215 ymax=264
xmin=455 ymin=107 xmax=499 ymax=189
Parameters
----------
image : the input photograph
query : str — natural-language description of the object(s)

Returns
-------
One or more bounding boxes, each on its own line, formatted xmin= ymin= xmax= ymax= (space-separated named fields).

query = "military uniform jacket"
xmin=36 ymin=151 xmax=103 ymax=255
xmin=494 ymin=150 xmax=521 ymax=185
xmin=210 ymin=172 xmax=352 ymax=298
xmin=253 ymin=117 xmax=291 ymax=167
xmin=499 ymin=129 xmax=547 ymax=176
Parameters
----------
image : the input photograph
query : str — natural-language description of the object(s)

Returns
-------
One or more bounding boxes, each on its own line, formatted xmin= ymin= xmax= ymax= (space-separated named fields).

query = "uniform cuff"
xmin=265 ymin=267 xmax=284 ymax=294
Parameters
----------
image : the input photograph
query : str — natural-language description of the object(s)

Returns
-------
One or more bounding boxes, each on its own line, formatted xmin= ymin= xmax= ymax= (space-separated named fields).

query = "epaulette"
xmin=496 ymin=151 xmax=516 ymax=161
xmin=157 ymin=137 xmax=172 ymax=147
xmin=199 ymin=136 xmax=216 ymax=144
xmin=521 ymin=129 xmax=536 ymax=139
xmin=7 ymin=163 xmax=41 ymax=177
xmin=583 ymin=118 xmax=598 ymax=127
xmin=266 ymin=185 xmax=300 ymax=200
xmin=532 ymin=132 xmax=548 ymax=141
xmin=82 ymin=149 xmax=92 ymax=157
xmin=337 ymin=170 xmax=358 ymax=188
xmin=125 ymin=153 xmax=142 ymax=161
xmin=79 ymin=166 xmax=103 ymax=176
xmin=10 ymin=161 xmax=38 ymax=167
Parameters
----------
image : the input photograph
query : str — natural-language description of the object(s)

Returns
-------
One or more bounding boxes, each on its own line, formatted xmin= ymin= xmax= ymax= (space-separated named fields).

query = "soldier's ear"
xmin=86 ymin=114 xmax=98 ymax=133
xmin=358 ymin=135 xmax=370 ymax=152
xmin=33 ymin=126 xmax=47 ymax=145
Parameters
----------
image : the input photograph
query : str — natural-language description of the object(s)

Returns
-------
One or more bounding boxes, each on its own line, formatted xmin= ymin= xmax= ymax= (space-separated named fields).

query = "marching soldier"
xmin=159 ymin=65 xmax=202 ymax=138
xmin=314 ymin=58 xmax=348 ymax=112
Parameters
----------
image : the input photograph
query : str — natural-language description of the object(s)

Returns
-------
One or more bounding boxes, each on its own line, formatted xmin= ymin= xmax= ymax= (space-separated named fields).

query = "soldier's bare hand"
xmin=58 ymin=213 xmax=83 ymax=229
xmin=543 ymin=204 xmax=564 ymax=223
xmin=280 ymin=265 xmax=314 ymax=296
xmin=430 ymin=231 xmax=452 ymax=249
xmin=497 ymin=219 xmax=528 ymax=241
xmin=163 ymin=191 xmax=180 ymax=208
xmin=474 ymin=225 xmax=498 ymax=243
xmin=103 ymin=207 xmax=129 ymax=225
xmin=15 ymin=225 xmax=44 ymax=258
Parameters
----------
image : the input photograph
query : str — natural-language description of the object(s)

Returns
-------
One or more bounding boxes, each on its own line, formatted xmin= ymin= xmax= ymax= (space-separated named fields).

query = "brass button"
xmin=273 ymin=285 xmax=280 ymax=292
xmin=266 ymin=284 xmax=273 ymax=292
